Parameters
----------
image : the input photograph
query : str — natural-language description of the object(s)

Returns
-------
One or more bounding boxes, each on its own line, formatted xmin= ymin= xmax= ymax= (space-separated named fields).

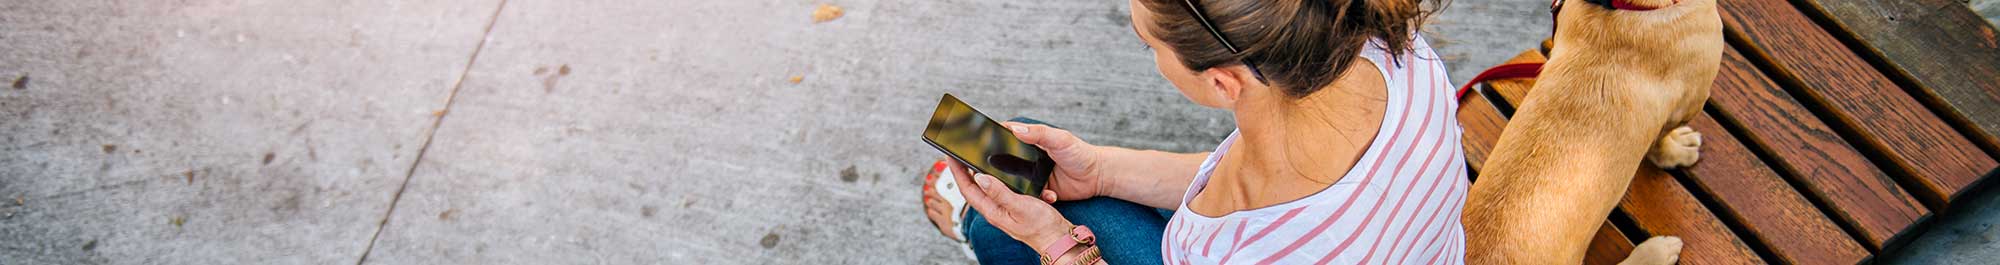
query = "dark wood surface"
xmin=1483 ymin=51 xmax=1813 ymax=264
xmin=1460 ymin=93 xmax=1510 ymax=174
xmin=1461 ymin=1 xmax=2000 ymax=262
xmin=1681 ymin=115 xmax=1872 ymax=263
xmin=1584 ymin=223 xmax=1637 ymax=265
xmin=1717 ymin=0 xmax=1999 ymax=206
xmin=1619 ymin=164 xmax=1766 ymax=264
xmin=1707 ymin=47 xmax=1928 ymax=249
xmin=1793 ymin=0 xmax=2000 ymax=157
xmin=1469 ymin=65 xmax=1763 ymax=264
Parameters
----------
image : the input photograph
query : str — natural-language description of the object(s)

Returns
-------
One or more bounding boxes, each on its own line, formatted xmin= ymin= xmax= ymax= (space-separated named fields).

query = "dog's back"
xmin=1463 ymin=0 xmax=1723 ymax=263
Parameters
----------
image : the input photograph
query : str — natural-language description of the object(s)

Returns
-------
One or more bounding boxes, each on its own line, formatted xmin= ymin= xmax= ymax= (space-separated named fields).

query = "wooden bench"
xmin=1457 ymin=1 xmax=2000 ymax=263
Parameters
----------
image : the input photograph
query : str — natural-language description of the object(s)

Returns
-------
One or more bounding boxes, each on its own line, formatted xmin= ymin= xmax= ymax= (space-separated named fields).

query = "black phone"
xmin=922 ymin=94 xmax=1055 ymax=196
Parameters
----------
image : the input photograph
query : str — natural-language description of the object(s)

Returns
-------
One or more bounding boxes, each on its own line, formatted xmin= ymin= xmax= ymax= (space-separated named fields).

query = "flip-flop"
xmin=922 ymin=159 xmax=978 ymax=260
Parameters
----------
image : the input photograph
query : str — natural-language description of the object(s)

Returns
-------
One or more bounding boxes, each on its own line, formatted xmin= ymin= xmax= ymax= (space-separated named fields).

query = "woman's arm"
xmin=1092 ymin=147 xmax=1208 ymax=210
xmin=1003 ymin=122 xmax=1209 ymax=210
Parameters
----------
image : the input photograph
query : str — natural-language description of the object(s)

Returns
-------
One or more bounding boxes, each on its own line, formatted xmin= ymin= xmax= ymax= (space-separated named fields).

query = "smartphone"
xmin=922 ymin=94 xmax=1054 ymax=195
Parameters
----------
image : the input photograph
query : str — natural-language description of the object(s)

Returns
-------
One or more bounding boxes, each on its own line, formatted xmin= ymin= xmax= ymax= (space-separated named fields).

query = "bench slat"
xmin=1682 ymin=114 xmax=1872 ymax=263
xmin=1619 ymin=164 xmax=1765 ymax=264
xmin=1717 ymin=0 xmax=1999 ymax=206
xmin=1584 ymin=222 xmax=1637 ymax=265
xmin=1794 ymin=0 xmax=2000 ymax=157
xmin=1492 ymin=47 xmax=1872 ymax=262
xmin=1709 ymin=48 xmax=1926 ymax=249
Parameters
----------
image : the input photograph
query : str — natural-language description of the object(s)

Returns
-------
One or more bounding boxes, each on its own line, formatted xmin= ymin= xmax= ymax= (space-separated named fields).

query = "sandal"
xmin=922 ymin=159 xmax=978 ymax=260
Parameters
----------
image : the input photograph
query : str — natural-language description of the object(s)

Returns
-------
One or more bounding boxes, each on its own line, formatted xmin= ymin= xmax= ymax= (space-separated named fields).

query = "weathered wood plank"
xmin=1618 ymin=164 xmax=1764 ymax=264
xmin=1461 ymin=94 xmax=1509 ymax=174
xmin=1584 ymin=223 xmax=1637 ymax=265
xmin=1458 ymin=92 xmax=1641 ymax=264
xmin=1484 ymin=50 xmax=1839 ymax=264
xmin=1717 ymin=0 xmax=1999 ymax=206
xmin=1708 ymin=48 xmax=1927 ymax=249
xmin=1682 ymin=115 xmax=1872 ymax=263
xmin=1470 ymin=66 xmax=1763 ymax=264
xmin=1793 ymin=0 xmax=2000 ymax=158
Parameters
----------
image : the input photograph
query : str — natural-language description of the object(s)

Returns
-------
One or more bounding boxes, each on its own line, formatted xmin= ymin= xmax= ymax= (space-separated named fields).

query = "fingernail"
xmin=973 ymin=174 xmax=993 ymax=188
xmin=1008 ymin=125 xmax=1027 ymax=133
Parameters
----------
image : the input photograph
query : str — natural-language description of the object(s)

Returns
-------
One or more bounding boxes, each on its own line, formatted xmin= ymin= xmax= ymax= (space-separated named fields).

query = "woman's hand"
xmin=948 ymin=161 xmax=1076 ymax=257
xmin=1002 ymin=122 xmax=1106 ymax=202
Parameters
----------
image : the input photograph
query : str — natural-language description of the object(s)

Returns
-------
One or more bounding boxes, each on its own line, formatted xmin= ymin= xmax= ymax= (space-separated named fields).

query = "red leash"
xmin=1455 ymin=62 xmax=1544 ymax=100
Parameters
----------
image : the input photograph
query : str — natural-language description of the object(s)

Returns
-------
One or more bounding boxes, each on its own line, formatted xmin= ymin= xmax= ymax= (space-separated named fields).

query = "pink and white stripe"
xmin=1162 ymin=35 xmax=1467 ymax=265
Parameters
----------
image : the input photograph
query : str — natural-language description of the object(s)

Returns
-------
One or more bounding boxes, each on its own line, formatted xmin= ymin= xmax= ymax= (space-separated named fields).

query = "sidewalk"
xmin=3 ymin=0 xmax=1989 ymax=264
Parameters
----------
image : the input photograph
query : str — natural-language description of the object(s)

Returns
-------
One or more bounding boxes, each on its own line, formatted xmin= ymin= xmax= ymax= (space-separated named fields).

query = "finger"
xmin=954 ymin=169 xmax=1003 ymax=219
xmin=1000 ymin=121 xmax=1036 ymax=143
xmin=1002 ymin=122 xmax=1078 ymax=151
xmin=971 ymin=173 xmax=1018 ymax=212
xmin=943 ymin=159 xmax=973 ymax=181
xmin=1041 ymin=190 xmax=1058 ymax=203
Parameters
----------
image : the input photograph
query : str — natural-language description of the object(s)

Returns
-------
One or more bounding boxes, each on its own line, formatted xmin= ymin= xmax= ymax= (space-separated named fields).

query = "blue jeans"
xmin=963 ymin=198 xmax=1173 ymax=265
xmin=962 ymin=118 xmax=1171 ymax=265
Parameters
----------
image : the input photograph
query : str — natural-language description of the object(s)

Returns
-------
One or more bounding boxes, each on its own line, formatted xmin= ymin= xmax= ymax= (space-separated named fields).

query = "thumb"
xmin=1005 ymin=122 xmax=1079 ymax=152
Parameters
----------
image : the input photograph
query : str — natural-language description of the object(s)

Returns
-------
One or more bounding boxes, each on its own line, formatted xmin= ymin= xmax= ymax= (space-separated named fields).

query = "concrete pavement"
xmin=3 ymin=0 xmax=1993 ymax=264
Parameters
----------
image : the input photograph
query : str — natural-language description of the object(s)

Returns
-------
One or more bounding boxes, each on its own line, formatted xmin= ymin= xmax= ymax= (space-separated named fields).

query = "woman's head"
xmin=1130 ymin=0 xmax=1439 ymax=108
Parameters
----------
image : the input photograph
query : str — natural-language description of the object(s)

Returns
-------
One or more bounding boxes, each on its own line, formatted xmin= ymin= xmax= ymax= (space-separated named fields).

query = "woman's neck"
xmin=1193 ymin=63 xmax=1387 ymax=215
xmin=1230 ymin=83 xmax=1382 ymax=184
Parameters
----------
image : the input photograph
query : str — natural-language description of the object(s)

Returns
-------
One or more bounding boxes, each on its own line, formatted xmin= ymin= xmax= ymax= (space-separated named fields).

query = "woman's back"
xmin=1163 ymin=35 xmax=1467 ymax=264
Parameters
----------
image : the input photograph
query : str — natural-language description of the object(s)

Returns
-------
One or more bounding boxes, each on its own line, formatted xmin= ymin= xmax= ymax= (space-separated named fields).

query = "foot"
xmin=1647 ymin=126 xmax=1701 ymax=169
xmin=924 ymin=181 xmax=964 ymax=241
xmin=1618 ymin=236 xmax=1683 ymax=265
xmin=922 ymin=159 xmax=968 ymax=242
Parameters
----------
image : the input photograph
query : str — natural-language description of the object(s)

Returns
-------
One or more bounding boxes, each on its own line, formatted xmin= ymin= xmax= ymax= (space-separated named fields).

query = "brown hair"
xmin=1139 ymin=0 xmax=1442 ymax=97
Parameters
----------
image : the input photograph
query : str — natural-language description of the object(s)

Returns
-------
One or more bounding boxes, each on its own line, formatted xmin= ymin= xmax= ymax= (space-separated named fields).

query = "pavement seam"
xmin=352 ymin=0 xmax=509 ymax=264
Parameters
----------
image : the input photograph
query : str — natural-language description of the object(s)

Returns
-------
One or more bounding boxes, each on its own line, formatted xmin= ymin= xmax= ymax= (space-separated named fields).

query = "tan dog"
xmin=1461 ymin=0 xmax=1724 ymax=263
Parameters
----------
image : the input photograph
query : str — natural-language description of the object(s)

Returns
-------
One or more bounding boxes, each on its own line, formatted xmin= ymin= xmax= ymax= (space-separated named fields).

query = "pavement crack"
xmin=353 ymin=0 xmax=509 ymax=264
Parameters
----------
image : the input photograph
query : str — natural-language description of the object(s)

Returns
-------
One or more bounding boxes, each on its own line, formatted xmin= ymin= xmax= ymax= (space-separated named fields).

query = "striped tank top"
xmin=1162 ymin=35 xmax=1468 ymax=265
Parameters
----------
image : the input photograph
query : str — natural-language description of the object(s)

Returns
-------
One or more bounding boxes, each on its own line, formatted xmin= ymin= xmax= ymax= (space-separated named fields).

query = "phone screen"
xmin=922 ymin=94 xmax=1053 ymax=195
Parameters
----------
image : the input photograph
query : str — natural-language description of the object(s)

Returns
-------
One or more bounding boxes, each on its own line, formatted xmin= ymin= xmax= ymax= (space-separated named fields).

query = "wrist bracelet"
xmin=1039 ymin=225 xmax=1096 ymax=265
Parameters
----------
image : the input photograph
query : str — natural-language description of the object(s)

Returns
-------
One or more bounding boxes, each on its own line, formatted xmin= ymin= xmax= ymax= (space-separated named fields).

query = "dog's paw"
xmin=1648 ymin=126 xmax=1701 ymax=169
xmin=1619 ymin=236 xmax=1683 ymax=265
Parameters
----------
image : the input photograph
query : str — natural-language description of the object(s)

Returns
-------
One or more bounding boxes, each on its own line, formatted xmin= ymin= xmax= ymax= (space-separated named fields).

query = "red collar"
xmin=1610 ymin=0 xmax=1667 ymax=10
xmin=1455 ymin=0 xmax=1674 ymax=101
xmin=1546 ymin=0 xmax=1675 ymax=35
xmin=1555 ymin=0 xmax=1673 ymax=12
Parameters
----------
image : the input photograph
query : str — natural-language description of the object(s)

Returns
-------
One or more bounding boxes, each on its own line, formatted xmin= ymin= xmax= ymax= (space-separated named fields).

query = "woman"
xmin=921 ymin=0 xmax=1462 ymax=263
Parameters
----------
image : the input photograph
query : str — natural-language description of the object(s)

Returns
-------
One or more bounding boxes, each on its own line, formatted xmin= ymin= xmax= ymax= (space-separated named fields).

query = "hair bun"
xmin=1140 ymin=0 xmax=1440 ymax=97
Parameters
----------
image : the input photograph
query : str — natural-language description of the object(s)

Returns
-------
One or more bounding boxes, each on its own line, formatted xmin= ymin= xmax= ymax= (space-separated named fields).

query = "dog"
xmin=1460 ymin=0 xmax=1724 ymax=263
